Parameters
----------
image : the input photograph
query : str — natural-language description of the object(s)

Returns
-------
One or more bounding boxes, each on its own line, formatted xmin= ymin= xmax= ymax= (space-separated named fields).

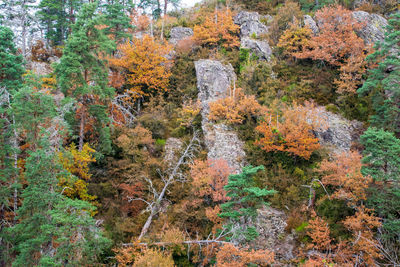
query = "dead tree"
xmin=130 ymin=132 xmax=200 ymax=240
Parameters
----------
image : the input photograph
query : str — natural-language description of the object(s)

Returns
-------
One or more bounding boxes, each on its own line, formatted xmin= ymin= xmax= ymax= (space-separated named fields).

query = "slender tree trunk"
xmin=78 ymin=110 xmax=85 ymax=152
xmin=21 ymin=1 xmax=27 ymax=58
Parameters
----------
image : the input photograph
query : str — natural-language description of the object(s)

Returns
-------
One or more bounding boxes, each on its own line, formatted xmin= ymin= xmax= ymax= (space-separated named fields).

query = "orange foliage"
xmin=318 ymin=151 xmax=372 ymax=205
xmin=193 ymin=8 xmax=240 ymax=49
xmin=209 ymin=87 xmax=267 ymax=124
xmin=341 ymin=206 xmax=382 ymax=265
xmin=109 ymin=34 xmax=172 ymax=101
xmin=190 ymin=158 xmax=232 ymax=202
xmin=256 ymin=101 xmax=324 ymax=159
xmin=291 ymin=5 xmax=371 ymax=94
xmin=130 ymin=11 xmax=150 ymax=32
xmin=306 ymin=211 xmax=332 ymax=251
xmin=215 ymin=244 xmax=274 ymax=267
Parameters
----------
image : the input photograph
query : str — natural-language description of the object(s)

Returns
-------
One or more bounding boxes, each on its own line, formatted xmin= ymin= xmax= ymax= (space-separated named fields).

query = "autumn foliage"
xmin=279 ymin=5 xmax=371 ymax=93
xmin=58 ymin=143 xmax=97 ymax=202
xmin=215 ymin=244 xmax=274 ymax=267
xmin=305 ymin=151 xmax=382 ymax=265
xmin=190 ymin=158 xmax=232 ymax=203
xmin=109 ymin=34 xmax=173 ymax=100
xmin=193 ymin=8 xmax=240 ymax=49
xmin=208 ymin=87 xmax=267 ymax=124
xmin=255 ymin=101 xmax=325 ymax=159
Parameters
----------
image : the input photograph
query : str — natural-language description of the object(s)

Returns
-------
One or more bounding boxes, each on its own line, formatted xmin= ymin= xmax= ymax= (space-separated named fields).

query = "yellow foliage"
xmin=277 ymin=21 xmax=312 ymax=56
xmin=58 ymin=143 xmax=97 ymax=202
xmin=177 ymin=100 xmax=201 ymax=128
xmin=133 ymin=248 xmax=175 ymax=267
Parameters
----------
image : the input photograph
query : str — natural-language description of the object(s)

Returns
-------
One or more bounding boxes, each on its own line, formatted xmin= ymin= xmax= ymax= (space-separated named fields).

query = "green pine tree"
xmin=102 ymin=0 xmax=133 ymax=43
xmin=0 ymin=25 xmax=25 ymax=264
xmin=56 ymin=1 xmax=115 ymax=155
xmin=219 ymin=165 xmax=276 ymax=243
xmin=358 ymin=13 xmax=400 ymax=134
xmin=37 ymin=0 xmax=68 ymax=45
xmin=9 ymin=86 xmax=110 ymax=266
xmin=360 ymin=127 xmax=400 ymax=250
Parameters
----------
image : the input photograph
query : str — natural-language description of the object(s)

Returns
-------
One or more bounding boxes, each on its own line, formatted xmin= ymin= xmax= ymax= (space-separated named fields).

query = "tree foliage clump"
xmin=193 ymin=8 xmax=240 ymax=49
xmin=282 ymin=5 xmax=371 ymax=94
xmin=256 ymin=101 xmax=325 ymax=160
xmin=109 ymin=34 xmax=173 ymax=101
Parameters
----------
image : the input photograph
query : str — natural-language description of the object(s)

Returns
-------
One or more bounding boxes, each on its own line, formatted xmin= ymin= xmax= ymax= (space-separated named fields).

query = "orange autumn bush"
xmin=193 ymin=8 xmax=240 ymax=49
xmin=109 ymin=34 xmax=173 ymax=101
xmin=286 ymin=5 xmax=372 ymax=94
xmin=255 ymin=101 xmax=325 ymax=160
xmin=209 ymin=87 xmax=267 ymax=124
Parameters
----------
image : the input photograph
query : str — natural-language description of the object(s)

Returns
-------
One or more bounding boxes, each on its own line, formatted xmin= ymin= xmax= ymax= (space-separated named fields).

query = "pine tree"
xmin=219 ymin=165 xmax=276 ymax=243
xmin=9 ymin=86 xmax=110 ymax=266
xmin=0 ymin=26 xmax=25 ymax=264
xmin=102 ymin=0 xmax=133 ymax=43
xmin=358 ymin=13 xmax=400 ymax=134
xmin=360 ymin=127 xmax=400 ymax=251
xmin=37 ymin=0 xmax=68 ymax=45
xmin=56 ymin=1 xmax=115 ymax=154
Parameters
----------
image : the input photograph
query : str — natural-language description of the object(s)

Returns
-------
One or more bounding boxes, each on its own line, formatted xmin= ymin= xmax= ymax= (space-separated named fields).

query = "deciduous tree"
xmin=193 ymin=8 xmax=240 ymax=49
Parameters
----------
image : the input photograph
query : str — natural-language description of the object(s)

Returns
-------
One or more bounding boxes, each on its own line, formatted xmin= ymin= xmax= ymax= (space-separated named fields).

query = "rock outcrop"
xmin=303 ymin=15 xmax=319 ymax=35
xmin=352 ymin=11 xmax=388 ymax=44
xmin=234 ymin=11 xmax=272 ymax=61
xmin=195 ymin=59 xmax=245 ymax=173
xmin=234 ymin=11 xmax=269 ymax=37
xmin=164 ymin=138 xmax=183 ymax=166
xmin=313 ymin=107 xmax=363 ymax=153
xmin=169 ymin=27 xmax=193 ymax=45
xmin=241 ymin=37 xmax=272 ymax=61
xmin=304 ymin=11 xmax=387 ymax=44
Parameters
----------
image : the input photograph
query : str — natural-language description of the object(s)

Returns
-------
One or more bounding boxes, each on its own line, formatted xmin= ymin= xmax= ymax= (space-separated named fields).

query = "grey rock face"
xmin=169 ymin=27 xmax=194 ymax=45
xmin=313 ymin=107 xmax=363 ymax=153
xmin=352 ymin=11 xmax=388 ymax=44
xmin=304 ymin=15 xmax=319 ymax=35
xmin=28 ymin=61 xmax=52 ymax=76
xmin=230 ymin=206 xmax=296 ymax=261
xmin=234 ymin=11 xmax=269 ymax=37
xmin=195 ymin=59 xmax=245 ymax=173
xmin=241 ymin=37 xmax=272 ymax=61
xmin=164 ymin=138 xmax=183 ymax=166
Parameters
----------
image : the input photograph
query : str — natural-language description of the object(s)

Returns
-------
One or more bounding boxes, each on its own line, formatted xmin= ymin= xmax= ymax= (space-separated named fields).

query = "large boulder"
xmin=195 ymin=59 xmax=245 ymax=173
xmin=169 ymin=27 xmax=193 ymax=45
xmin=234 ymin=11 xmax=269 ymax=37
xmin=313 ymin=107 xmax=363 ymax=153
xmin=352 ymin=11 xmax=388 ymax=44
xmin=241 ymin=37 xmax=272 ymax=61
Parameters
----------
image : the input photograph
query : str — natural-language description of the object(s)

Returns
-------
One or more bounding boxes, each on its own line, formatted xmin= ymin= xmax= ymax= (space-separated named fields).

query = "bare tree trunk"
xmin=78 ymin=108 xmax=85 ymax=152
xmin=136 ymin=134 xmax=199 ymax=240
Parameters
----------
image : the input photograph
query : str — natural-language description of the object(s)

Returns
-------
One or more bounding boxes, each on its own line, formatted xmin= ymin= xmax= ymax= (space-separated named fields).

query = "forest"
xmin=0 ymin=0 xmax=399 ymax=266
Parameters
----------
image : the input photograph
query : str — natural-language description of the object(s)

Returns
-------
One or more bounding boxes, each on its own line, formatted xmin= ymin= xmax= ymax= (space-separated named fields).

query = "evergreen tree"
xmin=102 ymin=0 xmax=133 ymax=43
xmin=219 ymin=165 xmax=276 ymax=243
xmin=9 ymin=86 xmax=110 ymax=266
xmin=37 ymin=0 xmax=68 ymax=45
xmin=0 ymin=26 xmax=25 ymax=91
xmin=360 ymin=127 xmax=400 ymax=248
xmin=358 ymin=13 xmax=400 ymax=135
xmin=0 ymin=26 xmax=25 ymax=264
xmin=56 ymin=1 xmax=115 ymax=154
